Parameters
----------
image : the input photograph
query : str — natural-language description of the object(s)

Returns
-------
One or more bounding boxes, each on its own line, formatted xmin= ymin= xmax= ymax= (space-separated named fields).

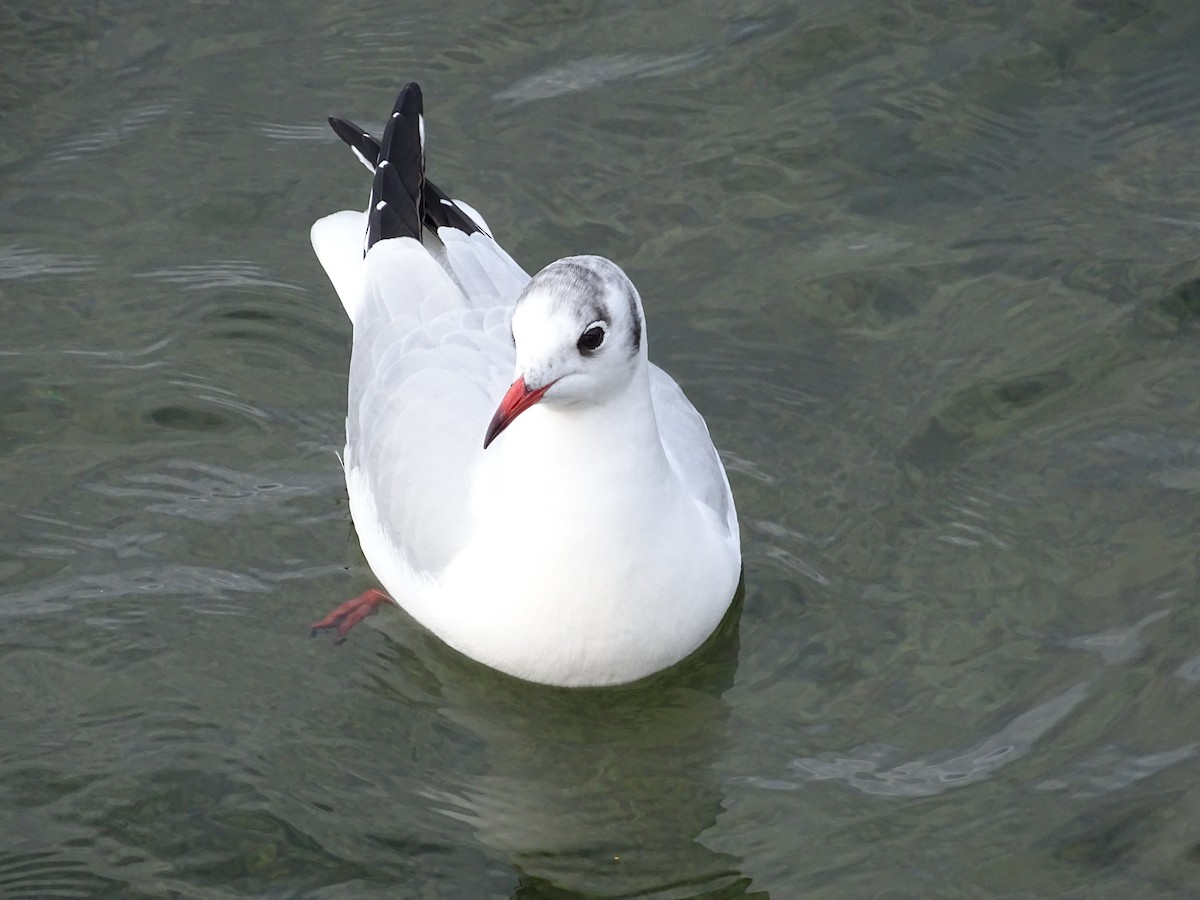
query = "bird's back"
xmin=310 ymin=85 xmax=530 ymax=573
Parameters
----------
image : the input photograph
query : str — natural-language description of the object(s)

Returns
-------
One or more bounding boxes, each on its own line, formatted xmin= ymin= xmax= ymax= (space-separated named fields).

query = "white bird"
xmin=309 ymin=83 xmax=740 ymax=687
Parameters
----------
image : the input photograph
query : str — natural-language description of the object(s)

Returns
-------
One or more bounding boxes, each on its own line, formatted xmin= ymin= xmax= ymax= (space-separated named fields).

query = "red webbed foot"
xmin=310 ymin=588 xmax=391 ymax=643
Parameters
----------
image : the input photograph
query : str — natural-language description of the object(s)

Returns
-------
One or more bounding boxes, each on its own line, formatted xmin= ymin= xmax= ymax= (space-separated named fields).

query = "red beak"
xmin=484 ymin=376 xmax=552 ymax=448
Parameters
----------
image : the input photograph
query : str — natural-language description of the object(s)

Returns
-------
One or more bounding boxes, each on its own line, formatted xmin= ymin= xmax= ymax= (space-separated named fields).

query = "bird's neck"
xmin=476 ymin=365 xmax=675 ymax=515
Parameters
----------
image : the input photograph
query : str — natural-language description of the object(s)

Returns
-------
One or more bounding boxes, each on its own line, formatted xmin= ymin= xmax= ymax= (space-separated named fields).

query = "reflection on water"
xmin=368 ymin=593 xmax=754 ymax=897
xmin=3 ymin=0 xmax=1200 ymax=897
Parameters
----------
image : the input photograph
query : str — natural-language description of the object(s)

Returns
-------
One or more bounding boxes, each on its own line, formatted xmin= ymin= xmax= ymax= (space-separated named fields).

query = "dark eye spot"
xmin=577 ymin=323 xmax=606 ymax=354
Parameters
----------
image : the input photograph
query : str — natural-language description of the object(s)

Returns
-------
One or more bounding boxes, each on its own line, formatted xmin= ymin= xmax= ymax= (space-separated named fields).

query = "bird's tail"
xmin=327 ymin=83 xmax=484 ymax=254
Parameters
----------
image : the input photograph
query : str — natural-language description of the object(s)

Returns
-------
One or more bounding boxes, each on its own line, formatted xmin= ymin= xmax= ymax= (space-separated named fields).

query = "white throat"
xmin=484 ymin=362 xmax=668 ymax=500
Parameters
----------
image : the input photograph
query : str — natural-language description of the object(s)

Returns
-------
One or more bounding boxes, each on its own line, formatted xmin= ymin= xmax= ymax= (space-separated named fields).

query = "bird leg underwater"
xmin=310 ymin=588 xmax=392 ymax=643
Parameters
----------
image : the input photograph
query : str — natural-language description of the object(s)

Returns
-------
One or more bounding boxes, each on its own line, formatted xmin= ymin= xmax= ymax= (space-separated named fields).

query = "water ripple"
xmin=1 ymin=562 xmax=343 ymax=618
xmin=258 ymin=123 xmax=330 ymax=142
xmin=1061 ymin=607 xmax=1171 ymax=666
xmin=1110 ymin=55 xmax=1200 ymax=140
xmin=1034 ymin=742 xmax=1198 ymax=799
xmin=786 ymin=682 xmax=1090 ymax=797
xmin=46 ymin=102 xmax=170 ymax=163
xmin=0 ymin=847 xmax=124 ymax=899
xmin=1175 ymin=652 xmax=1200 ymax=683
xmin=930 ymin=475 xmax=1026 ymax=553
xmin=83 ymin=460 xmax=338 ymax=524
xmin=19 ymin=512 xmax=166 ymax=560
xmin=135 ymin=261 xmax=305 ymax=293
xmin=719 ymin=451 xmax=774 ymax=484
xmin=495 ymin=51 xmax=709 ymax=102
xmin=0 ymin=244 xmax=96 ymax=280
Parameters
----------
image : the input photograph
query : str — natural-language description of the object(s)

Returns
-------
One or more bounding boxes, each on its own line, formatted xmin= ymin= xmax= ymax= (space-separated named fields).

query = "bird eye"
xmin=577 ymin=323 xmax=606 ymax=354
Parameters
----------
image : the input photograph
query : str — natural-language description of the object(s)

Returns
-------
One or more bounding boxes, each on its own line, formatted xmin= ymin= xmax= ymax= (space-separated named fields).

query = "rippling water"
xmin=3 ymin=1 xmax=1200 ymax=897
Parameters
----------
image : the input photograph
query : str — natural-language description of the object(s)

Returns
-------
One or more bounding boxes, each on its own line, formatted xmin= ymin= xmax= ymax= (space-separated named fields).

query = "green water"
xmin=3 ymin=1 xmax=1200 ymax=896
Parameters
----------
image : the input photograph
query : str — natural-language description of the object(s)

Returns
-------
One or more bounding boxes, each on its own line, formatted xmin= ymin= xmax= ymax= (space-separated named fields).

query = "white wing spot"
xmin=378 ymin=159 xmax=390 ymax=168
xmin=375 ymin=200 xmax=388 ymax=211
xmin=351 ymin=147 xmax=374 ymax=171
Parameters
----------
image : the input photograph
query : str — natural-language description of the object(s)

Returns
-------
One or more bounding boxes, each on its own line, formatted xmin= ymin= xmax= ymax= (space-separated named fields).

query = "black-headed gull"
xmin=309 ymin=84 xmax=740 ymax=686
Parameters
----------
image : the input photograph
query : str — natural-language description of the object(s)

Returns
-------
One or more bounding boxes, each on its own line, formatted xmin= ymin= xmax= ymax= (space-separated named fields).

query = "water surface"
xmin=3 ymin=1 xmax=1200 ymax=897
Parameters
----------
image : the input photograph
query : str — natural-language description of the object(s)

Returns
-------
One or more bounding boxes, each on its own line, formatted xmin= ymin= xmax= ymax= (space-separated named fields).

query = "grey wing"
xmin=438 ymin=226 xmax=529 ymax=306
xmin=348 ymin=301 xmax=516 ymax=574
xmin=344 ymin=233 xmax=528 ymax=574
xmin=649 ymin=365 xmax=738 ymax=541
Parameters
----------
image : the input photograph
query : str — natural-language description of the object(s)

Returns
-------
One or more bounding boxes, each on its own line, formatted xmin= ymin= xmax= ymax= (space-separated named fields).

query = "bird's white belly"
xmin=441 ymin=525 xmax=732 ymax=685
xmin=347 ymin=461 xmax=737 ymax=686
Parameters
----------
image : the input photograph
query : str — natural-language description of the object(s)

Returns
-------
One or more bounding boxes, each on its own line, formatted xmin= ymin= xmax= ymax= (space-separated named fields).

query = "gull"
xmin=308 ymin=83 xmax=740 ymax=686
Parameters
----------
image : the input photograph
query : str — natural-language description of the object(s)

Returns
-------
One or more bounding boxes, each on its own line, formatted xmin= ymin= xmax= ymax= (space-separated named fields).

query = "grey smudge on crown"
xmin=541 ymin=259 xmax=606 ymax=323
xmin=527 ymin=257 xmax=643 ymax=356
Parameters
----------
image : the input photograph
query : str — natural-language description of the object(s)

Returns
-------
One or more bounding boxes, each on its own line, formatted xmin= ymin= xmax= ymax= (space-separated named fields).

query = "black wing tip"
xmin=424 ymin=180 xmax=484 ymax=236
xmin=327 ymin=114 xmax=365 ymax=145
xmin=393 ymin=82 xmax=423 ymax=117
xmin=366 ymin=85 xmax=426 ymax=249
xmin=327 ymin=115 xmax=381 ymax=172
xmin=327 ymin=82 xmax=486 ymax=248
